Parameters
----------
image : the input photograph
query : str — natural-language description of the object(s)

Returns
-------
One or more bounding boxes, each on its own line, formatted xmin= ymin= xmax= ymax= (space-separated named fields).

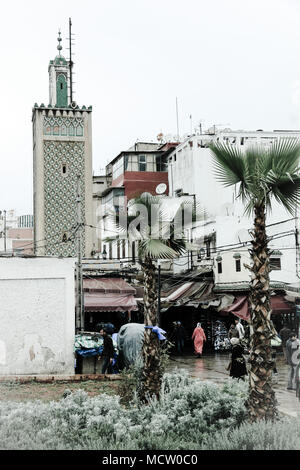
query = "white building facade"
xmin=168 ymin=129 xmax=300 ymax=286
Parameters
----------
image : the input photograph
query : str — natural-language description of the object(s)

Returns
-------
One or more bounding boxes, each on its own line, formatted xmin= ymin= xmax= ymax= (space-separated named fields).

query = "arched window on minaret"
xmin=56 ymin=74 xmax=68 ymax=107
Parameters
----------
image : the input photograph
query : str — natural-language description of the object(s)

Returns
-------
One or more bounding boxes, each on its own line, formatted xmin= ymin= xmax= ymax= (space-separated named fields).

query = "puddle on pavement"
xmin=166 ymin=352 xmax=300 ymax=417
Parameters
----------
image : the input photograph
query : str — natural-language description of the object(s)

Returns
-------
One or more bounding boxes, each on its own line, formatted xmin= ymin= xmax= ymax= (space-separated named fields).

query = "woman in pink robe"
xmin=192 ymin=323 xmax=206 ymax=357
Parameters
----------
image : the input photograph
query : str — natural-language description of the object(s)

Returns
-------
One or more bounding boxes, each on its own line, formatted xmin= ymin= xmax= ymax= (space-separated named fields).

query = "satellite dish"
xmin=156 ymin=183 xmax=167 ymax=195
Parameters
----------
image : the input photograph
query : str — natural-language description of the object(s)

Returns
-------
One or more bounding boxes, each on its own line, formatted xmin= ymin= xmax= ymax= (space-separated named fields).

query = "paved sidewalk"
xmin=167 ymin=352 xmax=300 ymax=418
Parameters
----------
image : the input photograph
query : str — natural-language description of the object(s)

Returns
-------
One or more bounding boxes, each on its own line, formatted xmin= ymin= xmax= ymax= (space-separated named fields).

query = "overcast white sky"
xmin=1 ymin=0 xmax=300 ymax=214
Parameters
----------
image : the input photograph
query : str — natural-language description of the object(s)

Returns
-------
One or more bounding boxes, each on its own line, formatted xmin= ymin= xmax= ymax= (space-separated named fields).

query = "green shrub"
xmin=0 ymin=371 xmax=250 ymax=450
xmin=201 ymin=417 xmax=300 ymax=450
xmin=1 ymin=373 xmax=297 ymax=450
xmin=117 ymin=356 xmax=143 ymax=405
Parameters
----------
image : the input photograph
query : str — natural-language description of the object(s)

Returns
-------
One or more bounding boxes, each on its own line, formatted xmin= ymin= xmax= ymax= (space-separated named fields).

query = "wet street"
xmin=167 ymin=352 xmax=300 ymax=418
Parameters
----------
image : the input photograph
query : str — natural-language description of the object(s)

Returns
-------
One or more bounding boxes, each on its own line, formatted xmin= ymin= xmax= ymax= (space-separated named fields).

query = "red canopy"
xmin=270 ymin=295 xmax=294 ymax=313
xmin=221 ymin=296 xmax=249 ymax=321
xmin=83 ymin=278 xmax=136 ymax=294
xmin=83 ymin=278 xmax=138 ymax=312
xmin=84 ymin=293 xmax=138 ymax=312
xmin=220 ymin=294 xmax=294 ymax=321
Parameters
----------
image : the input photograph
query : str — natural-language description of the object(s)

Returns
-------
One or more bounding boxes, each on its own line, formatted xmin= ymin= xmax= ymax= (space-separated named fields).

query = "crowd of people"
xmin=96 ymin=319 xmax=300 ymax=399
xmin=224 ymin=320 xmax=300 ymax=398
xmin=169 ymin=318 xmax=300 ymax=396
xmin=169 ymin=321 xmax=207 ymax=357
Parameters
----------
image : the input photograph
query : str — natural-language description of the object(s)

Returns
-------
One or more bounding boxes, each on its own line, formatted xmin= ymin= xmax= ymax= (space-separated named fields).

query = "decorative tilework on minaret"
xmin=32 ymin=27 xmax=93 ymax=258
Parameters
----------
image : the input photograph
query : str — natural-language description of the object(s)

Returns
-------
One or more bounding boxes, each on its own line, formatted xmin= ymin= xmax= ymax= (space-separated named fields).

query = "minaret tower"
xmin=32 ymin=24 xmax=93 ymax=257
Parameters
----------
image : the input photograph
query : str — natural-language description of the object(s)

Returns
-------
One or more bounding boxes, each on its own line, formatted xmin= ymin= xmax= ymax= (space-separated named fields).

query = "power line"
xmin=86 ymin=223 xmax=296 ymax=261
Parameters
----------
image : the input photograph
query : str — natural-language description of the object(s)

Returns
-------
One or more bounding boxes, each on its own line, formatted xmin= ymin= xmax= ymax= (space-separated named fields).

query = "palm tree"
xmin=210 ymin=139 xmax=300 ymax=421
xmin=107 ymin=193 xmax=197 ymax=402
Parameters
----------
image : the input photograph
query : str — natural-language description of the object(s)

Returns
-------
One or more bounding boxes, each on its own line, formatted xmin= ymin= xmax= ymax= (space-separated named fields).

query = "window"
xmin=109 ymin=242 xmax=113 ymax=260
xmin=117 ymin=240 xmax=120 ymax=260
xmin=124 ymin=155 xmax=129 ymax=171
xmin=138 ymin=155 xmax=146 ymax=172
xmin=132 ymin=241 xmax=136 ymax=263
xmin=270 ymin=257 xmax=281 ymax=270
xmin=197 ymin=248 xmax=205 ymax=260
xmin=112 ymin=157 xmax=124 ymax=180
xmin=217 ymin=262 xmax=222 ymax=274
xmin=156 ymin=155 xmax=167 ymax=172
xmin=205 ymin=239 xmax=211 ymax=259
xmin=62 ymin=232 xmax=68 ymax=243
xmin=122 ymin=239 xmax=126 ymax=258
xmin=236 ymin=259 xmax=241 ymax=272
xmin=62 ymin=163 xmax=67 ymax=176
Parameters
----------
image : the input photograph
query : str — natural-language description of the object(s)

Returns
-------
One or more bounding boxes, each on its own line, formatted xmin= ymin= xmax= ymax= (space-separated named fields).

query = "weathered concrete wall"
xmin=0 ymin=257 xmax=75 ymax=375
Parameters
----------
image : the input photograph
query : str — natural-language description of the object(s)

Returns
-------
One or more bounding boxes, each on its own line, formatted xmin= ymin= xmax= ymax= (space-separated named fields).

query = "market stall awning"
xmin=83 ymin=278 xmax=138 ymax=312
xmin=83 ymin=278 xmax=136 ymax=294
xmin=84 ymin=293 xmax=138 ymax=312
xmin=164 ymin=282 xmax=195 ymax=302
xmin=220 ymin=294 xmax=294 ymax=321
xmin=221 ymin=296 xmax=249 ymax=321
xmin=270 ymin=294 xmax=295 ymax=313
xmin=161 ymin=281 xmax=213 ymax=309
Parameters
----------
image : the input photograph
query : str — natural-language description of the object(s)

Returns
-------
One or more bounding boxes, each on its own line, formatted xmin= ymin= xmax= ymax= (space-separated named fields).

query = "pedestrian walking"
xmin=228 ymin=337 xmax=247 ymax=380
xmin=279 ymin=324 xmax=292 ymax=363
xmin=270 ymin=321 xmax=281 ymax=379
xmin=174 ymin=321 xmax=186 ymax=355
xmin=228 ymin=323 xmax=239 ymax=339
xmin=192 ymin=323 xmax=206 ymax=357
xmin=295 ymin=360 xmax=300 ymax=401
xmin=234 ymin=318 xmax=245 ymax=339
xmin=286 ymin=332 xmax=300 ymax=391
xmin=99 ymin=328 xmax=115 ymax=374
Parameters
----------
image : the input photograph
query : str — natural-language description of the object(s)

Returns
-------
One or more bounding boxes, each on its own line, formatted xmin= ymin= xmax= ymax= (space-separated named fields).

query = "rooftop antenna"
xmin=189 ymin=114 xmax=193 ymax=135
xmin=68 ymin=18 xmax=75 ymax=104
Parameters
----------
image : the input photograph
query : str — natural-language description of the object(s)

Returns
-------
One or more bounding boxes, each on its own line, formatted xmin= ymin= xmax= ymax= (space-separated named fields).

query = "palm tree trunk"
xmin=140 ymin=257 xmax=162 ymax=402
xmin=247 ymin=203 xmax=278 ymax=421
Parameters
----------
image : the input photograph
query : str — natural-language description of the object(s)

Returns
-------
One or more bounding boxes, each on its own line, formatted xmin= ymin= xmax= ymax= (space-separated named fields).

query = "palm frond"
xmin=270 ymin=176 xmax=300 ymax=215
xmin=138 ymin=238 xmax=179 ymax=260
xmin=210 ymin=138 xmax=300 ymax=216
xmin=209 ymin=142 xmax=246 ymax=187
xmin=266 ymin=138 xmax=300 ymax=176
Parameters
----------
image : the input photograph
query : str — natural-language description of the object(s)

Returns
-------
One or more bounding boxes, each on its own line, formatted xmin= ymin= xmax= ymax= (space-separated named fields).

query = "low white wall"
xmin=0 ymin=257 xmax=76 ymax=375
